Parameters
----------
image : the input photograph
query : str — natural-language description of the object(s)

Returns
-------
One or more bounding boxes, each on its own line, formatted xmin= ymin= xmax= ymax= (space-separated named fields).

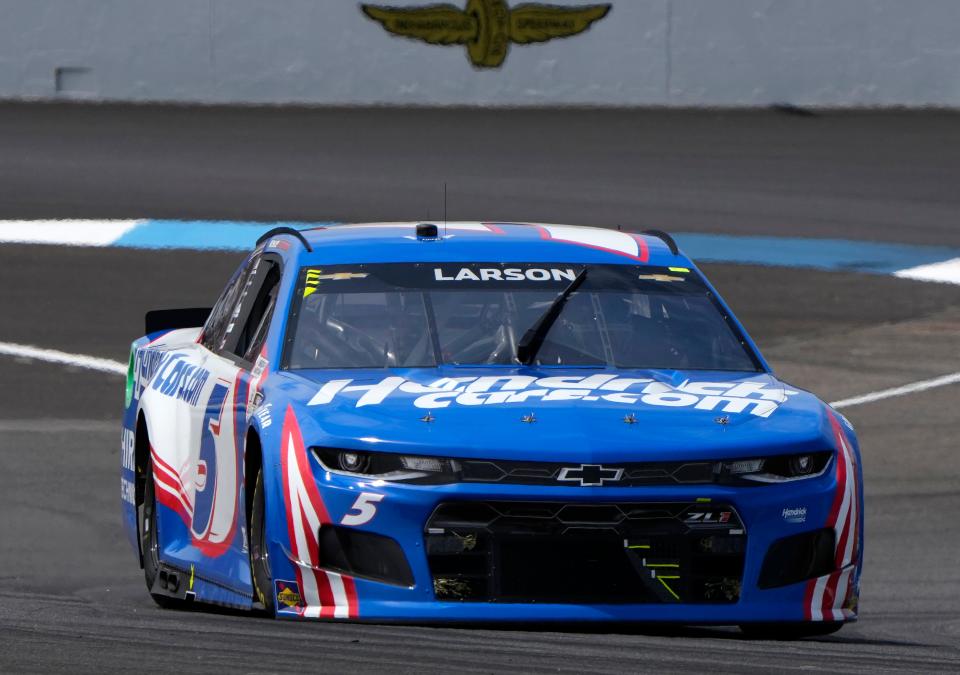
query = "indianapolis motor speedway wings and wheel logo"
xmin=361 ymin=0 xmax=612 ymax=68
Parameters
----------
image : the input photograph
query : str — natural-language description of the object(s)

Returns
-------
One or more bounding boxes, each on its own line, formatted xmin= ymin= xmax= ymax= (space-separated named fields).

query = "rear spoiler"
xmin=144 ymin=307 xmax=211 ymax=336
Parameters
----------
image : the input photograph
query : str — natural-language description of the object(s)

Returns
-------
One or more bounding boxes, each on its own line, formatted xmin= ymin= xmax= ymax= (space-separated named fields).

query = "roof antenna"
xmin=443 ymin=182 xmax=448 ymax=239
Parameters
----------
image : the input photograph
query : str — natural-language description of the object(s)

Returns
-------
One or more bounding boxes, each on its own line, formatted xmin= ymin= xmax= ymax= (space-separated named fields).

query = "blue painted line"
xmin=103 ymin=221 xmax=960 ymax=279
xmin=674 ymin=233 xmax=960 ymax=274
xmin=114 ymin=220 xmax=322 ymax=251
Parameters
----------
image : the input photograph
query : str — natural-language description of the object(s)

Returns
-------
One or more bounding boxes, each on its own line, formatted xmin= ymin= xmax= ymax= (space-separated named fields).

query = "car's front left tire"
xmin=140 ymin=458 xmax=181 ymax=608
xmin=249 ymin=467 xmax=275 ymax=615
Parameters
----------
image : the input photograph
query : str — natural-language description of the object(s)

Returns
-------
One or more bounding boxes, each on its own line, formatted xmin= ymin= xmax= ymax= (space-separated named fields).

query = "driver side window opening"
xmin=202 ymin=253 xmax=283 ymax=365
xmin=232 ymin=259 xmax=283 ymax=363
xmin=239 ymin=263 xmax=282 ymax=362
xmin=201 ymin=256 xmax=254 ymax=353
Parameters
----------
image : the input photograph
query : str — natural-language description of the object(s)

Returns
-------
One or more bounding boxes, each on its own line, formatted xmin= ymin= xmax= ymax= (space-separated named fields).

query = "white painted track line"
xmin=894 ymin=257 xmax=960 ymax=284
xmin=830 ymin=371 xmax=960 ymax=409
xmin=0 ymin=342 xmax=127 ymax=376
xmin=0 ymin=220 xmax=142 ymax=246
xmin=0 ymin=419 xmax=117 ymax=432
xmin=0 ymin=340 xmax=957 ymax=409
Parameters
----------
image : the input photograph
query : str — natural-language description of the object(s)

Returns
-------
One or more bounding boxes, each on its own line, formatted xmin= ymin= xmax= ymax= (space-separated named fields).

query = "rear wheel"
xmin=739 ymin=622 xmax=845 ymax=639
xmin=250 ymin=468 xmax=275 ymax=615
xmin=140 ymin=458 xmax=180 ymax=608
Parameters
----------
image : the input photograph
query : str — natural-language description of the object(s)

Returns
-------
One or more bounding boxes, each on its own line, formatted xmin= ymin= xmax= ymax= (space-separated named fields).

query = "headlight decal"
xmin=715 ymin=452 xmax=834 ymax=485
xmin=312 ymin=447 xmax=461 ymax=484
xmin=311 ymin=448 xmax=835 ymax=487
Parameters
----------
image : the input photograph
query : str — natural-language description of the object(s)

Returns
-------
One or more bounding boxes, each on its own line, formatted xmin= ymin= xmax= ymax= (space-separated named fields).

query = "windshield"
xmin=283 ymin=263 xmax=760 ymax=371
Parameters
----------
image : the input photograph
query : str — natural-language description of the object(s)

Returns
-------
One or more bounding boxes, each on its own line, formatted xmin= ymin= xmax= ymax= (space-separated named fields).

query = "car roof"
xmin=264 ymin=222 xmax=692 ymax=268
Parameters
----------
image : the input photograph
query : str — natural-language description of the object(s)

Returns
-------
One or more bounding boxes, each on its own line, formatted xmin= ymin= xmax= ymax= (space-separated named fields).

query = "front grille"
xmin=425 ymin=501 xmax=746 ymax=604
xmin=459 ymin=459 xmax=715 ymax=486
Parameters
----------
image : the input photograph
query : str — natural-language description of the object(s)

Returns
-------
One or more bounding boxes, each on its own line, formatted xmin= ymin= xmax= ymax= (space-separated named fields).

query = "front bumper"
xmin=273 ymin=463 xmax=861 ymax=623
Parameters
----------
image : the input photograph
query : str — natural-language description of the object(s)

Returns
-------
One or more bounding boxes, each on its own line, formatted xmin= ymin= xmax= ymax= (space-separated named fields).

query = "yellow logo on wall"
xmin=361 ymin=0 xmax=612 ymax=69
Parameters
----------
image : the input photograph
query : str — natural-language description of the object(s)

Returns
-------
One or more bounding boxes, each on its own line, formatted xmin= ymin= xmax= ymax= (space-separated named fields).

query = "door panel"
xmin=145 ymin=344 xmax=251 ymax=592
xmin=149 ymin=252 xmax=284 ymax=597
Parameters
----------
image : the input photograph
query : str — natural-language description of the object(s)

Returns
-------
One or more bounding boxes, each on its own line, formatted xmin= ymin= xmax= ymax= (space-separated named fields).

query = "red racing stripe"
xmin=150 ymin=445 xmax=183 ymax=486
xmin=154 ymin=481 xmax=191 ymax=522
xmin=288 ymin=414 xmax=342 ymax=617
xmin=825 ymin=438 xmax=848 ymax=533
xmin=153 ymin=471 xmax=193 ymax=516
xmin=816 ymin=412 xmax=862 ymax=619
xmin=152 ymin=473 xmax=193 ymax=524
xmin=280 ymin=406 xmax=358 ymax=618
xmin=279 ymin=408 xmax=307 ymax=617
xmin=829 ymin=413 xmax=861 ymax=614
xmin=627 ymin=233 xmax=651 ymax=263
xmin=537 ymin=225 xmax=652 ymax=263
xmin=343 ymin=576 xmax=359 ymax=618
xmin=298 ymin=505 xmax=336 ymax=617
xmin=150 ymin=445 xmax=193 ymax=518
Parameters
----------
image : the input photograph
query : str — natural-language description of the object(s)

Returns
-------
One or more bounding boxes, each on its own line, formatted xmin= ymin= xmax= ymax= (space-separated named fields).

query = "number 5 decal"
xmin=192 ymin=381 xmax=230 ymax=539
xmin=341 ymin=492 xmax=384 ymax=526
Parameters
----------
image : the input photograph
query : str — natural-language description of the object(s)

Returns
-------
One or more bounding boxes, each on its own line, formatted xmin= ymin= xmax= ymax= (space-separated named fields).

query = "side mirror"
xmin=144 ymin=307 xmax=212 ymax=336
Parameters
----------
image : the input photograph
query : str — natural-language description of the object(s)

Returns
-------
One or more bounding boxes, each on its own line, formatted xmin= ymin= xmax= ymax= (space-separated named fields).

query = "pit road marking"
xmin=828 ymin=371 xmax=960 ymax=409
xmin=0 ymin=342 xmax=127 ymax=376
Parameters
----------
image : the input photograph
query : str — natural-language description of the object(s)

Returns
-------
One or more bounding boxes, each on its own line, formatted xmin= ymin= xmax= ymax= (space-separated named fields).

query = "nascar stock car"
xmin=120 ymin=222 xmax=862 ymax=636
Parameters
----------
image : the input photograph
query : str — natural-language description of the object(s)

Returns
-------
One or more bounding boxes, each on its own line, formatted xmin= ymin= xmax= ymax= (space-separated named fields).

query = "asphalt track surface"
xmin=1 ymin=103 xmax=959 ymax=673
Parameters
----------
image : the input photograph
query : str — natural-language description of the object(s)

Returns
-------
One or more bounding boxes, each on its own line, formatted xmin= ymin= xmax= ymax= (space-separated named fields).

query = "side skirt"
xmin=150 ymin=561 xmax=254 ymax=611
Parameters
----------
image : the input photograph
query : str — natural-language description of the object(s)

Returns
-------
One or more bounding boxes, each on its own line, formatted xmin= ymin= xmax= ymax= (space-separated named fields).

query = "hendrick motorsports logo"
xmin=309 ymin=375 xmax=798 ymax=417
xmin=361 ymin=0 xmax=611 ymax=69
xmin=782 ymin=507 xmax=807 ymax=524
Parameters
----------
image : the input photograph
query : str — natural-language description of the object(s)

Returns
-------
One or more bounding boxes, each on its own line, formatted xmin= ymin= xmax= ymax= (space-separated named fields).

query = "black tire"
xmin=250 ymin=468 xmax=275 ymax=615
xmin=739 ymin=622 xmax=845 ymax=639
xmin=140 ymin=458 xmax=180 ymax=608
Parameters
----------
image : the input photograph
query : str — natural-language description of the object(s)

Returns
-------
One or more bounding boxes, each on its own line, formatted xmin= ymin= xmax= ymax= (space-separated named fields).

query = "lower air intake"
xmin=425 ymin=501 xmax=746 ymax=604
xmin=318 ymin=525 xmax=414 ymax=587
xmin=758 ymin=528 xmax=836 ymax=589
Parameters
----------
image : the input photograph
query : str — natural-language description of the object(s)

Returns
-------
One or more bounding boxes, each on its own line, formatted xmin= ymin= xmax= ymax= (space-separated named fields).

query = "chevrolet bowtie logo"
xmin=557 ymin=464 xmax=624 ymax=487
xmin=361 ymin=1 xmax=612 ymax=69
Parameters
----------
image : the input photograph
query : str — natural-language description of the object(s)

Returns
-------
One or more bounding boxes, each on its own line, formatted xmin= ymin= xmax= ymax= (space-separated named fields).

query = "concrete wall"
xmin=1 ymin=0 xmax=958 ymax=107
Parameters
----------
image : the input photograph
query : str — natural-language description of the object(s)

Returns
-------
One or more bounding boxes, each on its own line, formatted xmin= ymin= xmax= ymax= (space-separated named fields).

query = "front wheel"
xmin=250 ymin=468 xmax=275 ymax=615
xmin=140 ymin=458 xmax=180 ymax=608
xmin=739 ymin=622 xmax=845 ymax=639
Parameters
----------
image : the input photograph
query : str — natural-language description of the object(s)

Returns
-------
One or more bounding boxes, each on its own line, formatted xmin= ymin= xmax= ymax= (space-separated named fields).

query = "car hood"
xmin=269 ymin=367 xmax=833 ymax=463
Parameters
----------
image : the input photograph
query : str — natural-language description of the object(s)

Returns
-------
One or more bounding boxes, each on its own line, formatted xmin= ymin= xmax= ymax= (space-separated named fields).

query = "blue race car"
xmin=120 ymin=222 xmax=863 ymax=636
